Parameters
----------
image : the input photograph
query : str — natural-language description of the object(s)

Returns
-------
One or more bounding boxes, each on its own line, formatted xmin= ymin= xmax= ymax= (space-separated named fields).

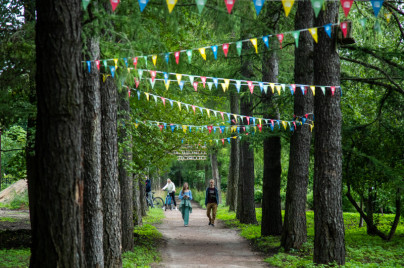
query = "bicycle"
xmin=146 ymin=191 xmax=164 ymax=209
xmin=164 ymin=191 xmax=174 ymax=211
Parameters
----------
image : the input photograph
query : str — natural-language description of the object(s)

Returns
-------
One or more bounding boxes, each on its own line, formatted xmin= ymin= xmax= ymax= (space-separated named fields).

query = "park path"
xmin=153 ymin=200 xmax=269 ymax=268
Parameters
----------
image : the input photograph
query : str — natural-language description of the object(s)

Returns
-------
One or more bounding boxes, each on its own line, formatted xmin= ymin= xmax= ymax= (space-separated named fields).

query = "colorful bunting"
xmin=166 ymin=0 xmax=178 ymax=13
xmin=152 ymin=55 xmax=157 ymax=66
xmin=311 ymin=0 xmax=324 ymax=17
xmin=236 ymin=41 xmax=242 ymax=56
xmin=340 ymin=0 xmax=354 ymax=17
xmin=262 ymin=36 xmax=269 ymax=48
xmin=82 ymin=0 xmax=90 ymax=10
xmin=281 ymin=0 xmax=295 ymax=17
xmin=223 ymin=43 xmax=229 ymax=57
xmin=199 ymin=47 xmax=207 ymax=60
xmin=110 ymin=0 xmax=120 ymax=12
xmin=324 ymin=23 xmax=332 ymax=38
xmin=250 ymin=38 xmax=258 ymax=53
xmin=253 ymin=0 xmax=266 ymax=16
xmin=308 ymin=28 xmax=318 ymax=43
xmin=371 ymin=0 xmax=383 ymax=17
xmin=196 ymin=0 xmax=207 ymax=14
xmin=224 ymin=0 xmax=236 ymax=14
xmin=292 ymin=31 xmax=300 ymax=47
xmin=211 ymin=45 xmax=218 ymax=60
xmin=340 ymin=22 xmax=348 ymax=38
xmin=277 ymin=34 xmax=284 ymax=49
xmin=175 ymin=51 xmax=180 ymax=64
xmin=138 ymin=0 xmax=149 ymax=12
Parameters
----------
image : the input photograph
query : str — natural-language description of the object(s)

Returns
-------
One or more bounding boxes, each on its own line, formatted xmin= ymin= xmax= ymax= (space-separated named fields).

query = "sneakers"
xmin=184 ymin=224 xmax=188 ymax=227
xmin=208 ymin=221 xmax=211 ymax=226
xmin=175 ymin=207 xmax=178 ymax=211
xmin=211 ymin=223 xmax=215 ymax=227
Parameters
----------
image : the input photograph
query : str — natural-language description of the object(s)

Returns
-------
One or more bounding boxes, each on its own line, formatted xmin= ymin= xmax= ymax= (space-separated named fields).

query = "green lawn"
xmin=216 ymin=207 xmax=404 ymax=267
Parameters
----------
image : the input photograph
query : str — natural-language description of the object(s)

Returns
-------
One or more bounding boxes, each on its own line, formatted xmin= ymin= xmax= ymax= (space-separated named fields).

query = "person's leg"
xmin=206 ymin=203 xmax=212 ymax=223
xmin=211 ymin=203 xmax=218 ymax=225
xmin=170 ymin=192 xmax=177 ymax=207
xmin=184 ymin=207 xmax=189 ymax=226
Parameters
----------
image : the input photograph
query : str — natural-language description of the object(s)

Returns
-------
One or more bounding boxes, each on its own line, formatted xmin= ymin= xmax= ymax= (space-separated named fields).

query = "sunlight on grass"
xmin=0 ymin=249 xmax=30 ymax=268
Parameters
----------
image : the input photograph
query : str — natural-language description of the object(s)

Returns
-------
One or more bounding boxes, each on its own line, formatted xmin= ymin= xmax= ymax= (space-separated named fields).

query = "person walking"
xmin=205 ymin=179 xmax=219 ymax=227
xmin=145 ymin=176 xmax=152 ymax=207
xmin=178 ymin=182 xmax=193 ymax=227
xmin=162 ymin=178 xmax=177 ymax=210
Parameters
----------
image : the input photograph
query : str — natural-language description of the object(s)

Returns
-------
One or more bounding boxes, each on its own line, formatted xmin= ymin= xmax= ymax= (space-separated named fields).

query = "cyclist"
xmin=162 ymin=178 xmax=177 ymax=210
xmin=145 ymin=176 xmax=152 ymax=207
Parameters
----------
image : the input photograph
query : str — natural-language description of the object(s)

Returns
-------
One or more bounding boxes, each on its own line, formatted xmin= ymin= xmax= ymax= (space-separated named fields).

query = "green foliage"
xmin=215 ymin=207 xmax=404 ymax=267
xmin=0 ymin=249 xmax=30 ymax=268
xmin=142 ymin=207 xmax=165 ymax=225
xmin=0 ymin=190 xmax=29 ymax=210
xmin=0 ymin=217 xmax=17 ymax=222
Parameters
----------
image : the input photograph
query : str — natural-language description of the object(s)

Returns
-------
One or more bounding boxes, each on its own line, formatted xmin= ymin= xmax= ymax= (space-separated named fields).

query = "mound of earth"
xmin=0 ymin=179 xmax=28 ymax=203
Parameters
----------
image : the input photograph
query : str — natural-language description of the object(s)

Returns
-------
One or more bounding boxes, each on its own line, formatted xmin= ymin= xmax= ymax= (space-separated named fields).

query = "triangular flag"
xmin=247 ymin=81 xmax=254 ymax=94
xmin=308 ymin=28 xmax=318 ymax=43
xmin=320 ymin=86 xmax=325 ymax=95
xmin=259 ymin=82 xmax=264 ymax=93
xmin=193 ymin=81 xmax=198 ymax=91
xmin=220 ymin=111 xmax=224 ymax=121
xmin=123 ymin=58 xmax=128 ymax=67
xmin=250 ymin=38 xmax=258 ymax=53
xmin=310 ymin=124 xmax=314 ymax=132
xmin=166 ymin=0 xmax=178 ymax=13
xmin=263 ymin=84 xmax=268 ymax=94
xmin=211 ymin=45 xmax=218 ymax=60
xmin=95 ymin=60 xmax=100 ymax=70
xmin=103 ymin=60 xmax=107 ymax=70
xmin=150 ymin=70 xmax=156 ymax=82
xmin=110 ymin=0 xmax=120 ymax=12
xmin=235 ymin=80 xmax=241 ymax=93
xmin=161 ymin=97 xmax=166 ymax=106
xmin=371 ymin=0 xmax=383 ymax=17
xmin=189 ymin=75 xmax=194 ymax=84
xmin=143 ymin=56 xmax=148 ymax=67
xmin=158 ymin=125 xmax=164 ymax=131
xmin=177 ymin=102 xmax=181 ymax=110
xmin=169 ymin=99 xmax=173 ymax=107
xmin=207 ymin=82 xmax=213 ymax=90
xmin=330 ymin=86 xmax=335 ymax=96
xmin=138 ymin=0 xmax=149 ymax=12
xmin=374 ymin=20 xmax=381 ymax=32
xmin=86 ymin=61 xmax=91 ymax=73
xmin=153 ymin=95 xmax=158 ymax=103
xmin=163 ymin=72 xmax=169 ymax=84
xmin=340 ymin=0 xmax=354 ymax=17
xmin=277 ymin=34 xmax=284 ymax=49
xmin=145 ymin=92 xmax=150 ymax=101
xmin=311 ymin=0 xmax=324 ymax=17
xmin=224 ymin=79 xmax=230 ymax=89
xmin=324 ymin=24 xmax=332 ymax=38
xmin=359 ymin=18 xmax=367 ymax=28
xmin=182 ymin=125 xmax=187 ymax=133
xmin=223 ymin=43 xmax=229 ymax=57
xmin=292 ymin=31 xmax=300 ymax=47
xmin=133 ymin=57 xmax=138 ymax=68
xmin=186 ymin=50 xmax=192 ymax=63
xmin=300 ymin=86 xmax=305 ymax=95
xmin=253 ymin=0 xmax=266 ymax=16
xmin=310 ymin=86 xmax=315 ymax=96
xmin=127 ymin=87 xmax=131 ymax=98
xmin=270 ymin=83 xmax=275 ymax=93
xmin=206 ymin=109 xmax=211 ymax=118
xmin=199 ymin=107 xmax=204 ymax=114
xmin=385 ymin=13 xmax=392 ymax=23
xmin=281 ymin=84 xmax=285 ymax=92
xmin=340 ymin=22 xmax=348 ymax=38
xmin=135 ymin=78 xmax=140 ymax=88
xmin=192 ymin=105 xmax=196 ymax=114
xmin=221 ymin=83 xmax=227 ymax=92
xmin=281 ymin=0 xmax=295 ymax=17
xmin=174 ymin=51 xmax=180 ymax=64
xmin=224 ymin=0 xmax=236 ymax=14
xmin=276 ymin=85 xmax=281 ymax=95
xmin=138 ymin=69 xmax=144 ymax=80
xmin=290 ymin=84 xmax=296 ymax=94
xmin=179 ymin=80 xmax=185 ymax=90
xmin=201 ymin=76 xmax=207 ymax=88
xmin=109 ymin=66 xmax=116 ymax=78
xmin=282 ymin=121 xmax=287 ymax=130
xmin=170 ymin=125 xmax=176 ymax=132
xmin=149 ymin=78 xmax=155 ymax=89
xmin=152 ymin=55 xmax=157 ymax=66
xmin=262 ymin=36 xmax=269 ymax=48
xmin=82 ymin=0 xmax=90 ymax=10
xmin=199 ymin=47 xmax=207 ymax=60
xmin=165 ymin=80 xmax=170 ymax=90
xmin=176 ymin=73 xmax=182 ymax=84
xmin=213 ymin=78 xmax=218 ymax=88
xmin=236 ymin=41 xmax=242 ymax=56
xmin=113 ymin=58 xmax=118 ymax=69
xmin=196 ymin=0 xmax=207 ymax=14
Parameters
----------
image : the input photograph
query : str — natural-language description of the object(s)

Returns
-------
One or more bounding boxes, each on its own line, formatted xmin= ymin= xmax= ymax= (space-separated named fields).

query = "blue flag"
xmin=138 ymin=0 xmax=149 ymax=12
xmin=324 ymin=23 xmax=332 ymax=38
xmin=211 ymin=45 xmax=218 ymax=60
xmin=371 ymin=0 xmax=383 ymax=17
xmin=262 ymin=35 xmax=269 ymax=48
xmin=87 ymin=61 xmax=91 ymax=73
xmin=165 ymin=53 xmax=170 ymax=64
xmin=253 ymin=0 xmax=266 ymax=16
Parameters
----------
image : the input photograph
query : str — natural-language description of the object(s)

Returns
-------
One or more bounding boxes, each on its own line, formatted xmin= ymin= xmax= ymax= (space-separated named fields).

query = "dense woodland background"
xmin=0 ymin=0 xmax=403 ymax=267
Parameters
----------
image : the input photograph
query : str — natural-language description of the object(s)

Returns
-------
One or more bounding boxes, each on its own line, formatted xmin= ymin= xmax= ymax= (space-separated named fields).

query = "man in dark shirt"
xmin=205 ymin=179 xmax=219 ymax=227
xmin=145 ymin=176 xmax=152 ymax=207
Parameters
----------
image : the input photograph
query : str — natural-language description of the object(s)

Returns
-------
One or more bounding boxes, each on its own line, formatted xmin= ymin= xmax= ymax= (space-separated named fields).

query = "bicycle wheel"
xmin=153 ymin=197 xmax=164 ymax=208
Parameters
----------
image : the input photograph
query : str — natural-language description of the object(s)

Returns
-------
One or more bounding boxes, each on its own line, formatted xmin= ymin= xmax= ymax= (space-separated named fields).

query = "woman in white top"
xmin=162 ymin=178 xmax=177 ymax=210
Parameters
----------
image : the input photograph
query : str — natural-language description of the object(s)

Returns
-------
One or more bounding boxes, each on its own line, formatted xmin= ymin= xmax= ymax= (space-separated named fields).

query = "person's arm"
xmin=162 ymin=183 xmax=167 ymax=190
xmin=189 ymin=190 xmax=193 ymax=201
xmin=172 ymin=183 xmax=176 ymax=192
xmin=205 ymin=188 xmax=208 ymax=205
xmin=178 ymin=190 xmax=184 ymax=200
xmin=215 ymin=188 xmax=219 ymax=204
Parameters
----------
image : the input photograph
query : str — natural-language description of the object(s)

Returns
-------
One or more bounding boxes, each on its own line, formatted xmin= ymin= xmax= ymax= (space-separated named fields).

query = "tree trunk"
xmin=359 ymin=197 xmax=364 ymax=227
xmin=205 ymin=163 xmax=210 ymax=187
xmin=139 ymin=177 xmax=147 ymax=216
xmin=313 ymin=2 xmax=345 ymax=265
xmin=227 ymin=90 xmax=240 ymax=211
xmin=281 ymin=0 xmax=314 ymax=250
xmin=118 ymin=89 xmax=134 ymax=252
xmin=210 ymin=149 xmax=221 ymax=204
xmin=132 ymin=174 xmax=142 ymax=226
xmin=366 ymin=188 xmax=376 ymax=235
xmin=82 ymin=36 xmax=104 ymax=267
xmin=101 ymin=76 xmax=122 ymax=267
xmin=261 ymin=23 xmax=282 ymax=236
xmin=30 ymin=0 xmax=84 ymax=266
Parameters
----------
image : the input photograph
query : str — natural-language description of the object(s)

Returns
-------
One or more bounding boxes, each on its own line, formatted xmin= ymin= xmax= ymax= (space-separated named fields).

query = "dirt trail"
xmin=153 ymin=201 xmax=269 ymax=268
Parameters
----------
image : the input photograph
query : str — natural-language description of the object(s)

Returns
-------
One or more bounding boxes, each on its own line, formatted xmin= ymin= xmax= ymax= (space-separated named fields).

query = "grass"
xmin=0 ymin=249 xmax=30 ymax=267
xmin=0 ymin=217 xmax=18 ymax=223
xmin=122 ymin=207 xmax=164 ymax=267
xmin=215 ymin=206 xmax=404 ymax=267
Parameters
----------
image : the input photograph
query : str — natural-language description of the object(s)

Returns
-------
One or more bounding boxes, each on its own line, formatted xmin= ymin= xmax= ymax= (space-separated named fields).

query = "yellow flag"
xmin=258 ymin=118 xmax=262 ymax=125
xmin=176 ymin=73 xmax=182 ymax=84
xmin=282 ymin=121 xmax=287 ymax=130
xmin=224 ymin=79 xmax=230 ymax=89
xmin=165 ymin=80 xmax=170 ymax=90
xmin=310 ymin=86 xmax=316 ymax=96
xmin=207 ymin=109 xmax=211 ymax=118
xmin=166 ymin=0 xmax=178 ymax=13
xmin=270 ymin=83 xmax=275 ymax=93
xmin=102 ymin=74 xmax=107 ymax=82
xmin=308 ymin=28 xmax=318 ymax=43
xmin=182 ymin=125 xmax=187 ymax=133
xmin=152 ymin=55 xmax=157 ymax=66
xmin=232 ymin=136 xmax=237 ymax=139
xmin=231 ymin=126 xmax=237 ymax=133
xmin=310 ymin=123 xmax=314 ymax=132
xmin=145 ymin=92 xmax=150 ymax=101
xmin=199 ymin=48 xmax=206 ymax=60
xmin=281 ymin=0 xmax=295 ymax=17
xmin=221 ymin=83 xmax=227 ymax=92
xmin=127 ymin=68 xmax=130 ymax=73
xmin=233 ymin=114 xmax=238 ymax=120
xmin=385 ymin=13 xmax=392 ymax=23
xmin=113 ymin=58 xmax=118 ymax=69
xmin=134 ymin=123 xmax=139 ymax=129
xmin=276 ymin=85 xmax=281 ymax=95
xmin=177 ymin=101 xmax=181 ymax=111
xmin=250 ymin=38 xmax=258 ymax=53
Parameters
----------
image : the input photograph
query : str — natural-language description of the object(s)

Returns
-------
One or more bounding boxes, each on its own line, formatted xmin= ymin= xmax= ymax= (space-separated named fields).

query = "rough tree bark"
xmin=210 ymin=149 xmax=221 ymax=204
xmin=132 ymin=174 xmax=143 ymax=226
xmin=101 ymin=76 xmax=122 ymax=267
xmin=30 ymin=0 xmax=84 ymax=266
xmin=281 ymin=0 xmax=314 ymax=250
xmin=118 ymin=89 xmax=134 ymax=252
xmin=82 ymin=36 xmax=104 ymax=267
xmin=139 ymin=177 xmax=147 ymax=216
xmin=226 ymin=90 xmax=240 ymax=211
xmin=313 ymin=1 xmax=345 ymax=265
xmin=261 ymin=30 xmax=282 ymax=236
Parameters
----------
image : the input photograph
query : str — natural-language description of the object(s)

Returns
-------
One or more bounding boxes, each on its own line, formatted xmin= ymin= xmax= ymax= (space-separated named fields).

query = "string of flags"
xmin=125 ymin=84 xmax=315 ymax=132
xmin=84 ymin=22 xmax=346 ymax=68
xmin=116 ymin=68 xmax=341 ymax=96
xmin=82 ymin=0 xmax=387 ymax=19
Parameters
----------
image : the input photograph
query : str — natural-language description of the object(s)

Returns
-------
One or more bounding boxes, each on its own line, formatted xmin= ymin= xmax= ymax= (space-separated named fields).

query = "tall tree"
xmin=101 ymin=76 xmax=122 ymax=267
xmin=210 ymin=148 xmax=221 ymax=204
xmin=30 ymin=0 xmax=84 ymax=266
xmin=82 ymin=35 xmax=104 ymax=267
xmin=313 ymin=1 xmax=345 ymax=265
xmin=226 ymin=90 xmax=240 ymax=211
xmin=118 ymin=89 xmax=134 ymax=252
xmin=281 ymin=0 xmax=314 ymax=250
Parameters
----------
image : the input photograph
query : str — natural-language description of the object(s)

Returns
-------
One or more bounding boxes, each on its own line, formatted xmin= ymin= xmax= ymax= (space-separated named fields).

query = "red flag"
xmin=110 ymin=0 xmax=120 ymax=12
xmin=246 ymin=116 xmax=250 ymax=125
xmin=192 ymin=105 xmax=196 ymax=114
xmin=222 ymin=43 xmax=229 ymax=57
xmin=158 ymin=125 xmax=164 ymax=131
xmin=220 ymin=111 xmax=224 ymax=121
xmin=135 ymin=78 xmax=140 ymax=88
xmin=224 ymin=0 xmax=236 ymax=14
xmin=222 ymin=139 xmax=225 ymax=145
xmin=161 ymin=97 xmax=166 ymax=106
xmin=95 ymin=60 xmax=100 ymax=70
xmin=277 ymin=34 xmax=284 ymax=49
xmin=207 ymin=125 xmax=213 ymax=134
xmin=193 ymin=82 xmax=198 ymax=91
xmin=150 ymin=70 xmax=157 ymax=82
xmin=133 ymin=57 xmax=138 ymax=68
xmin=291 ymin=84 xmax=296 ymax=93
xmin=340 ymin=0 xmax=354 ymax=17
xmin=331 ymin=86 xmax=335 ymax=96
xmin=175 ymin=51 xmax=180 ymax=64
xmin=340 ymin=22 xmax=348 ymax=38
xmin=127 ymin=87 xmax=131 ymax=98
xmin=201 ymin=76 xmax=207 ymax=88
xmin=258 ymin=124 xmax=262 ymax=132
xmin=247 ymin=81 xmax=254 ymax=94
